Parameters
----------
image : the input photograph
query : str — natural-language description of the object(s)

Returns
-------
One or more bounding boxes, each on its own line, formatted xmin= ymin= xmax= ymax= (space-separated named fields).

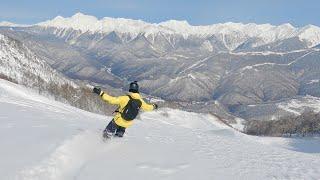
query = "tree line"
xmin=245 ymin=111 xmax=320 ymax=137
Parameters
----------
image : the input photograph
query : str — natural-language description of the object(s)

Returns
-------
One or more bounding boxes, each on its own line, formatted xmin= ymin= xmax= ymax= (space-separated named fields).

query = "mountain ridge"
xmin=2 ymin=12 xmax=320 ymax=49
xmin=37 ymin=13 xmax=320 ymax=48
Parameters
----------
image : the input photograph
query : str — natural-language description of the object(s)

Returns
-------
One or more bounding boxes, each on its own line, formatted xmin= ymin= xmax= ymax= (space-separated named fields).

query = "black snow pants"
xmin=103 ymin=119 xmax=126 ymax=137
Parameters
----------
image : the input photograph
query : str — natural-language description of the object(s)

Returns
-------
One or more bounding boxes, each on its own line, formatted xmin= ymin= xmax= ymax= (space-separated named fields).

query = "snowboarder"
xmin=93 ymin=81 xmax=158 ymax=138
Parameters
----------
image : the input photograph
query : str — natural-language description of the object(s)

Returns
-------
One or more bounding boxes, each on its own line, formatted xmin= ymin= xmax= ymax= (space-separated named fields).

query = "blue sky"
xmin=0 ymin=0 xmax=319 ymax=27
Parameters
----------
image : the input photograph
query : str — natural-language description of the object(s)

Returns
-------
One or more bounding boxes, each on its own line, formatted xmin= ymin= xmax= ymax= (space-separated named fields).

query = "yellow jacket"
xmin=99 ymin=91 xmax=155 ymax=128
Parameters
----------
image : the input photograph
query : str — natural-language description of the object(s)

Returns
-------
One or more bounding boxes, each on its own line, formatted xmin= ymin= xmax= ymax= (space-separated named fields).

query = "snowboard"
xmin=102 ymin=131 xmax=112 ymax=142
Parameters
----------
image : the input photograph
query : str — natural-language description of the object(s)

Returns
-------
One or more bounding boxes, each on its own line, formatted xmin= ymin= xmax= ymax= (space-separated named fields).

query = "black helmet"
xmin=129 ymin=81 xmax=139 ymax=93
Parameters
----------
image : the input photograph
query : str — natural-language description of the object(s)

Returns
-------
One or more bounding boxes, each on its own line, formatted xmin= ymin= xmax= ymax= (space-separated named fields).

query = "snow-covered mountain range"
xmin=2 ymin=12 xmax=320 ymax=49
xmin=35 ymin=13 xmax=320 ymax=48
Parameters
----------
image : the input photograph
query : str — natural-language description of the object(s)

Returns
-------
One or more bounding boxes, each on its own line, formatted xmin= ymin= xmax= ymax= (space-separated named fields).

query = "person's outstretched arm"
xmin=141 ymin=99 xmax=158 ymax=111
xmin=93 ymin=87 xmax=120 ymax=105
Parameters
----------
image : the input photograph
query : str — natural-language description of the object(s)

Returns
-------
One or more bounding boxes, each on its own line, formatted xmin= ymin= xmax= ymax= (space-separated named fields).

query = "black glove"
xmin=153 ymin=104 xmax=158 ymax=110
xmin=93 ymin=87 xmax=101 ymax=95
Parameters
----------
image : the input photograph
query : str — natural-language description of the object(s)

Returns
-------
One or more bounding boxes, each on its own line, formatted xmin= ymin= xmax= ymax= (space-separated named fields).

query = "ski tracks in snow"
xmin=18 ymin=131 xmax=118 ymax=180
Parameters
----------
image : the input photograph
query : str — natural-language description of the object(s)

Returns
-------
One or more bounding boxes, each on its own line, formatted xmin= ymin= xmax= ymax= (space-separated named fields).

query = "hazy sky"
xmin=0 ymin=0 xmax=319 ymax=27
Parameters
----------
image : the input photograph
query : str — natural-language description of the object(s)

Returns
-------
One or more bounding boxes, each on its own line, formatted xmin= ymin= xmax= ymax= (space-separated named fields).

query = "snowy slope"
xmin=0 ymin=33 xmax=76 ymax=87
xmin=0 ymin=79 xmax=319 ymax=180
xmin=36 ymin=13 xmax=320 ymax=48
xmin=278 ymin=95 xmax=320 ymax=115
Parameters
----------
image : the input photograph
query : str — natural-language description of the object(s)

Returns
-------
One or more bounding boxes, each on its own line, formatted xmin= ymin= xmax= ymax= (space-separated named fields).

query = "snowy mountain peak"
xmin=279 ymin=23 xmax=295 ymax=29
xmin=0 ymin=21 xmax=29 ymax=27
xmin=38 ymin=12 xmax=101 ymax=33
xmin=52 ymin=15 xmax=64 ymax=21
xmin=72 ymin=12 xmax=90 ymax=18
xmin=159 ymin=20 xmax=191 ymax=29
xmin=297 ymin=24 xmax=320 ymax=47
xmin=0 ymin=21 xmax=16 ymax=27
xmin=70 ymin=12 xmax=99 ymax=23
